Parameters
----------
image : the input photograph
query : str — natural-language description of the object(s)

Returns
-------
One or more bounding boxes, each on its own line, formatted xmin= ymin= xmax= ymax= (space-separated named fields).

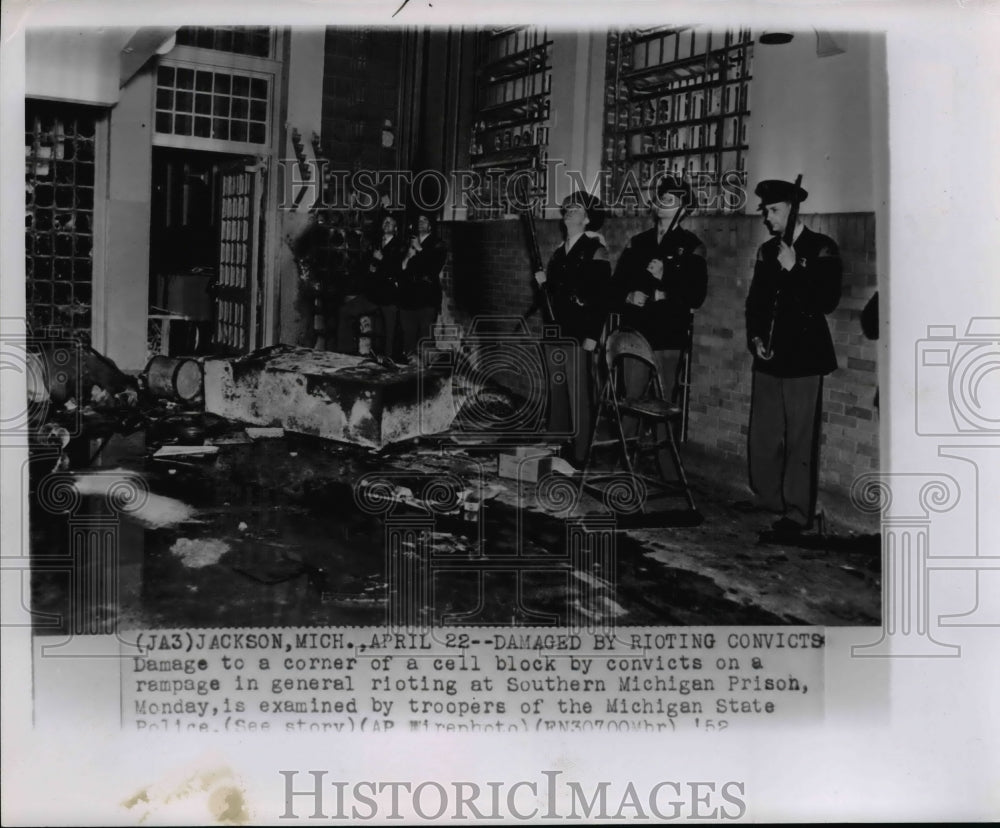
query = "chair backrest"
xmin=604 ymin=329 xmax=656 ymax=371
xmin=603 ymin=329 xmax=665 ymax=401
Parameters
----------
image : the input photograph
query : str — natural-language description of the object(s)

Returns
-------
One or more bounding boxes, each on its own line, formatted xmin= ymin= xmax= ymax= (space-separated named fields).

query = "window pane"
xmin=248 ymin=122 xmax=267 ymax=144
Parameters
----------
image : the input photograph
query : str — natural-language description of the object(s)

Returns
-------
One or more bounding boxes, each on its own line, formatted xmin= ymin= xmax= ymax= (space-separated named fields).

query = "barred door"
xmin=214 ymin=160 xmax=264 ymax=353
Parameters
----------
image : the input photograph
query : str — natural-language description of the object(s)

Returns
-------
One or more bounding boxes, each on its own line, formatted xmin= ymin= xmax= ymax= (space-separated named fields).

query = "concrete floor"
xmin=29 ymin=416 xmax=880 ymax=632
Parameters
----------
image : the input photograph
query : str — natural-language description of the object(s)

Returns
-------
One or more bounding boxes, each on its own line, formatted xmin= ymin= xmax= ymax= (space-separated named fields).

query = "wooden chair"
xmin=578 ymin=329 xmax=697 ymax=513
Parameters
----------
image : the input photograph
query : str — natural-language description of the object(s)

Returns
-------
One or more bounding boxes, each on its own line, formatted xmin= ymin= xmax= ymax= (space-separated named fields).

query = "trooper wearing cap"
xmin=614 ymin=174 xmax=708 ymax=471
xmin=745 ymin=178 xmax=842 ymax=533
xmin=534 ymin=190 xmax=612 ymax=466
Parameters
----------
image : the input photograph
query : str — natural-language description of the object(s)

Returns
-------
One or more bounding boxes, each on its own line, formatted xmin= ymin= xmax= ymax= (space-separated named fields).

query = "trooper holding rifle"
xmin=614 ymin=174 xmax=708 ymax=470
xmin=533 ymin=190 xmax=612 ymax=467
xmin=745 ymin=178 xmax=842 ymax=533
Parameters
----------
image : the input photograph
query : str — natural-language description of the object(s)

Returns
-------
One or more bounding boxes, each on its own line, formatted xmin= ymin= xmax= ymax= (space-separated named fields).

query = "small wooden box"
xmin=497 ymin=447 xmax=555 ymax=483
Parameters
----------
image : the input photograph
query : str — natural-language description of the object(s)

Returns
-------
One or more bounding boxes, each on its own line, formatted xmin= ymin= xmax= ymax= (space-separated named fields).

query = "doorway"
xmin=148 ymin=147 xmax=265 ymax=357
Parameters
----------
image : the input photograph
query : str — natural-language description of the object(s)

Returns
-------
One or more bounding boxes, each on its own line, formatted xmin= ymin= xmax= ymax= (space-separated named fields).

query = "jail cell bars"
xmin=25 ymin=100 xmax=99 ymax=341
xmin=215 ymin=167 xmax=260 ymax=353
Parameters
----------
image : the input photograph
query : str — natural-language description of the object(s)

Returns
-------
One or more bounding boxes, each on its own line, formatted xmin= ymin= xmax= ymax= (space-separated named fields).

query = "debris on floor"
xmin=245 ymin=427 xmax=285 ymax=440
xmin=170 ymin=537 xmax=230 ymax=568
xmin=152 ymin=444 xmax=219 ymax=458
xmin=26 ymin=344 xmax=880 ymax=631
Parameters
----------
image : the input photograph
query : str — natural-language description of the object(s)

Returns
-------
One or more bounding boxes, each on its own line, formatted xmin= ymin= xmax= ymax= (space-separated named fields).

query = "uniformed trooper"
xmin=614 ymin=174 xmax=708 ymax=474
xmin=533 ymin=190 xmax=612 ymax=466
xmin=745 ymin=179 xmax=842 ymax=533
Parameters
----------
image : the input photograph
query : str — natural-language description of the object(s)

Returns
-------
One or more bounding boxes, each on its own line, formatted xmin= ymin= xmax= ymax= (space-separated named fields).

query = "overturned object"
xmin=497 ymin=446 xmax=555 ymax=483
xmin=29 ymin=341 xmax=138 ymax=411
xmin=203 ymin=345 xmax=454 ymax=449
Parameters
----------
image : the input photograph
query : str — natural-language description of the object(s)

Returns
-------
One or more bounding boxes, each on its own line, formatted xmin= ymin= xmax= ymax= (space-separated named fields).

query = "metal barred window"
xmin=25 ymin=100 xmax=98 ymax=339
xmin=603 ymin=26 xmax=754 ymax=213
xmin=468 ymin=26 xmax=552 ymax=219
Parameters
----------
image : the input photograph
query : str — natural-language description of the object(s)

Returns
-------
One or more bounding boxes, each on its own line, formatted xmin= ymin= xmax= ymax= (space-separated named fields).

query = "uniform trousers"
xmin=748 ymin=371 xmax=823 ymax=527
xmin=399 ymin=306 xmax=437 ymax=355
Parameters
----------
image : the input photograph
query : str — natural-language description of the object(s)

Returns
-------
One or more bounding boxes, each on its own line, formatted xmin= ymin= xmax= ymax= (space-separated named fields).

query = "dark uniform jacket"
xmin=347 ymin=235 xmax=405 ymax=305
xmin=745 ymin=226 xmax=842 ymax=378
xmin=614 ymin=226 xmax=708 ymax=350
xmin=398 ymin=233 xmax=447 ymax=310
xmin=543 ymin=234 xmax=612 ymax=345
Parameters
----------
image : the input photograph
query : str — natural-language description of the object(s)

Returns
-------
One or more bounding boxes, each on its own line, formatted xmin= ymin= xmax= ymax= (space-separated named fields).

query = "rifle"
xmin=759 ymin=173 xmax=803 ymax=361
xmin=661 ymin=200 xmax=688 ymax=245
xmin=513 ymin=176 xmax=555 ymax=324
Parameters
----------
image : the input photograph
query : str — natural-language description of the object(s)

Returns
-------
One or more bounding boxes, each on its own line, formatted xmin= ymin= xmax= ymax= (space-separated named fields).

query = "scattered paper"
xmin=170 ymin=537 xmax=230 ymax=568
xmin=245 ymin=427 xmax=285 ymax=439
xmin=153 ymin=444 xmax=220 ymax=458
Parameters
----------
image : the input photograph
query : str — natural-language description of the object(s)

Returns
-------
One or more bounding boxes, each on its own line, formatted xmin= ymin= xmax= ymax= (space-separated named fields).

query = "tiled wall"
xmin=438 ymin=212 xmax=880 ymax=493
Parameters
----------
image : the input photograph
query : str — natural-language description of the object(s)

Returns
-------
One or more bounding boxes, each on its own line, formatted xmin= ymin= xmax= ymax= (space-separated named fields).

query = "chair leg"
xmin=607 ymin=399 xmax=631 ymax=475
xmin=612 ymin=404 xmax=644 ymax=515
xmin=630 ymin=415 xmax=648 ymax=472
xmin=664 ymin=422 xmax=696 ymax=511
xmin=577 ymin=401 xmax=605 ymax=501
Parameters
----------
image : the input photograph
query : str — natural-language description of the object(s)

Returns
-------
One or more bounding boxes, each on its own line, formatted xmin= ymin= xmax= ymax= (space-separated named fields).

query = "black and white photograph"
xmin=2 ymin=1 xmax=997 ymax=824
xmin=21 ymin=23 xmax=883 ymax=633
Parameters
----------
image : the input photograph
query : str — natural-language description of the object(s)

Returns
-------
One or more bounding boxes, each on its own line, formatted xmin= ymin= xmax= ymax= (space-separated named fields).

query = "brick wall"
xmin=438 ymin=212 xmax=880 ymax=494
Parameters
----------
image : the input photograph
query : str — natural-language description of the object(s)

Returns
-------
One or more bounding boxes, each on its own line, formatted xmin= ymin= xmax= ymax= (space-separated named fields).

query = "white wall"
xmin=745 ymin=31 xmax=886 ymax=215
xmin=26 ymin=29 xmax=133 ymax=106
xmin=101 ymin=66 xmax=155 ymax=371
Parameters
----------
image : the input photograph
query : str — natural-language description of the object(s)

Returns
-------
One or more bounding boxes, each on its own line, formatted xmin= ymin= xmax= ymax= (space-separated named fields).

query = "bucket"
xmin=145 ymin=356 xmax=203 ymax=403
xmin=357 ymin=313 xmax=375 ymax=356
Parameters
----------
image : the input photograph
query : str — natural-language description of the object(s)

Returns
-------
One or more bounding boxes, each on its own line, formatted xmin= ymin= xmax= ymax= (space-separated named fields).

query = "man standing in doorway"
xmin=745 ymin=179 xmax=842 ymax=533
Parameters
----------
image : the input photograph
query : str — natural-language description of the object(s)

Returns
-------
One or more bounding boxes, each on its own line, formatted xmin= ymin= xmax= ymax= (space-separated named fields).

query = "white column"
xmin=850 ymin=472 xmax=961 ymax=657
